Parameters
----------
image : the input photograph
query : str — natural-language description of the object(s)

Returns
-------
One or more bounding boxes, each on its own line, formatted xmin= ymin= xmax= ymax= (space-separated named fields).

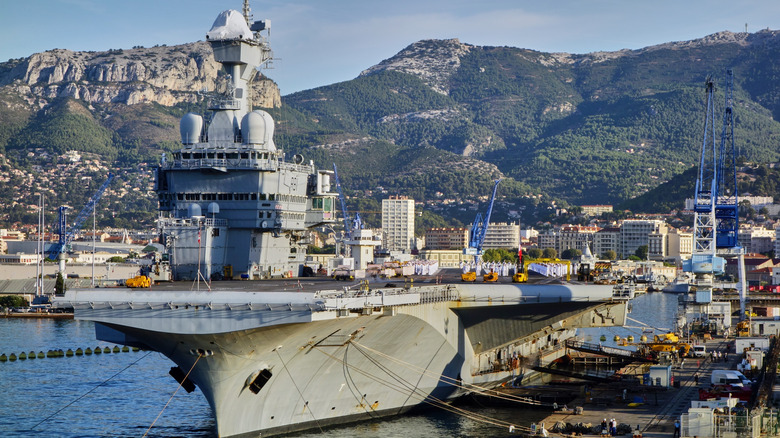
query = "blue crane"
xmin=464 ymin=179 xmax=502 ymax=263
xmin=331 ymin=164 xmax=362 ymax=246
xmin=715 ymin=69 xmax=739 ymax=249
xmin=48 ymin=173 xmax=115 ymax=261
xmin=684 ymin=77 xmax=725 ymax=275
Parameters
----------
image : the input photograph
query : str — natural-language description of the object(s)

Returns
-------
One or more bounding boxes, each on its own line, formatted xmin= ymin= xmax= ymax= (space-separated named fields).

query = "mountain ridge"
xmin=2 ymin=29 xmax=780 ymax=228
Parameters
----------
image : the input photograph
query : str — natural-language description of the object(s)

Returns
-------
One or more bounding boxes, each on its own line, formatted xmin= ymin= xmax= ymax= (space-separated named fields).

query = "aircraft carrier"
xmin=57 ymin=4 xmax=631 ymax=437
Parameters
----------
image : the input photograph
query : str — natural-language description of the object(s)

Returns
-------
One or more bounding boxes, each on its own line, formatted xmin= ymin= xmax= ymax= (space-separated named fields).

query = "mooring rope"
xmin=351 ymin=340 xmax=548 ymax=406
xmin=142 ymin=353 xmax=202 ymax=437
xmin=311 ymin=343 xmax=536 ymax=434
xmin=30 ymin=351 xmax=152 ymax=430
xmin=274 ymin=347 xmax=325 ymax=433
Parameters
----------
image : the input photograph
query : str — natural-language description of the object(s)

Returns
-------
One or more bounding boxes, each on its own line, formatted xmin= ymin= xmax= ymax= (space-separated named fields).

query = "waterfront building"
xmin=424 ymin=228 xmax=469 ymax=250
xmin=558 ymin=225 xmax=599 ymax=254
xmin=738 ymin=226 xmax=775 ymax=254
xmin=725 ymin=253 xmax=775 ymax=281
xmin=666 ymin=228 xmax=693 ymax=263
xmin=537 ymin=230 xmax=558 ymax=253
xmin=648 ymin=231 xmax=666 ymax=261
xmin=418 ymin=249 xmax=472 ymax=268
xmin=381 ymin=196 xmax=415 ymax=252
xmin=619 ymin=219 xmax=667 ymax=259
xmin=593 ymin=227 xmax=620 ymax=259
xmin=483 ymin=222 xmax=521 ymax=250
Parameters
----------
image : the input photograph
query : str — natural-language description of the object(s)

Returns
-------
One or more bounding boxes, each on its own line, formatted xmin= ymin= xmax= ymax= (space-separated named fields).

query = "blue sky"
xmin=2 ymin=0 xmax=779 ymax=94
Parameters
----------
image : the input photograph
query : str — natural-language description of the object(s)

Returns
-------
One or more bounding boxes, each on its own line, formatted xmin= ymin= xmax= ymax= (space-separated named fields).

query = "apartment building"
xmin=425 ymin=227 xmax=469 ymax=250
xmin=381 ymin=196 xmax=415 ymax=252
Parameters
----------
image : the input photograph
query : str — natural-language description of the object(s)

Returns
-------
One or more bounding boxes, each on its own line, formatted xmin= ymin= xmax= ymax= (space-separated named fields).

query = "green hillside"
xmin=4 ymin=32 xmax=780 ymax=228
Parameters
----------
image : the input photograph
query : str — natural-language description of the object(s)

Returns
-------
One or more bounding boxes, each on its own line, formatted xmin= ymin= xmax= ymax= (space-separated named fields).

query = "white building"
xmin=619 ymin=219 xmax=667 ymax=259
xmin=666 ymin=228 xmax=693 ymax=262
xmin=482 ymin=222 xmax=521 ymax=250
xmin=346 ymin=229 xmax=380 ymax=270
xmin=739 ymin=226 xmax=775 ymax=254
xmin=685 ymin=195 xmax=773 ymax=211
xmin=558 ymin=225 xmax=599 ymax=254
xmin=381 ymin=196 xmax=415 ymax=252
xmin=593 ymin=227 xmax=620 ymax=259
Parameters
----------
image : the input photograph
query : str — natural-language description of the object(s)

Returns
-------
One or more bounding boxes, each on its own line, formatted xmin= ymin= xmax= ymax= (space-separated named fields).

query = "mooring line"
xmin=30 ymin=351 xmax=152 ymax=430
xmin=143 ymin=353 xmax=203 ymax=437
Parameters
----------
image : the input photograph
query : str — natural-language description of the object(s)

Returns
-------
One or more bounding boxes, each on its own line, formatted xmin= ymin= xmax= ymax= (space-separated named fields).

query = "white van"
xmin=711 ymin=370 xmax=751 ymax=387
xmin=692 ymin=345 xmax=706 ymax=357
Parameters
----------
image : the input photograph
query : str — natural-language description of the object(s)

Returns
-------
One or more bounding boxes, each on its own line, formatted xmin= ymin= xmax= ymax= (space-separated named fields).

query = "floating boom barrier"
xmin=0 ymin=346 xmax=140 ymax=362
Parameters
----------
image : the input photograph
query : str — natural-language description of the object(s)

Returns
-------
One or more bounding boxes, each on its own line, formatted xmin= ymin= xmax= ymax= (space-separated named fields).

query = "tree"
xmin=561 ymin=248 xmax=582 ymax=260
xmin=542 ymin=248 xmax=557 ymax=259
xmin=55 ymin=271 xmax=66 ymax=295
xmin=634 ymin=245 xmax=648 ymax=260
xmin=108 ymin=256 xmax=126 ymax=263
xmin=601 ymin=250 xmax=617 ymax=260
xmin=0 ymin=295 xmax=28 ymax=309
xmin=526 ymin=248 xmax=543 ymax=259
xmin=482 ymin=248 xmax=518 ymax=263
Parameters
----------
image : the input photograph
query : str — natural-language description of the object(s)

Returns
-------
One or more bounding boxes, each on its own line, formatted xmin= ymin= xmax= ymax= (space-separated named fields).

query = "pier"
xmin=509 ymin=337 xmax=765 ymax=437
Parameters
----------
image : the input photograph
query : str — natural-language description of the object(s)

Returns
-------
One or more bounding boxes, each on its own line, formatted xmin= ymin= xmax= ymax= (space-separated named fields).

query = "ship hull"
xmin=61 ymin=282 xmax=628 ymax=437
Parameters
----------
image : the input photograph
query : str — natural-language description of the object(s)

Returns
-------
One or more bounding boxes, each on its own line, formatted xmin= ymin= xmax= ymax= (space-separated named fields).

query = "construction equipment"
xmin=513 ymin=258 xmax=571 ymax=283
xmin=736 ymin=319 xmax=750 ymax=337
xmin=126 ymin=275 xmax=152 ymax=288
xmin=48 ymin=173 xmax=115 ymax=261
xmin=483 ymin=272 xmax=499 ymax=282
xmin=619 ymin=332 xmax=692 ymax=357
xmin=461 ymin=179 xmax=501 ymax=282
xmin=461 ymin=271 xmax=477 ymax=282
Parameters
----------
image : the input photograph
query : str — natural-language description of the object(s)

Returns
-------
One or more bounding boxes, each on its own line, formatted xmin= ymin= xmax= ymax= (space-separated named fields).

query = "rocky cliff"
xmin=0 ymin=42 xmax=281 ymax=110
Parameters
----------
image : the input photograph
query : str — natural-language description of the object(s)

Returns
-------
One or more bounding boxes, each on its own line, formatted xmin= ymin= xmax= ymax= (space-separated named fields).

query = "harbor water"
xmin=579 ymin=290 xmax=680 ymax=348
xmin=0 ymin=317 xmax=547 ymax=437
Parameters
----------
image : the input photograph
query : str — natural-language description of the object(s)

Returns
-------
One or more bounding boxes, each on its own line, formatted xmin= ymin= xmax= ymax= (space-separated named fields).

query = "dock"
xmin=513 ymin=338 xmax=740 ymax=437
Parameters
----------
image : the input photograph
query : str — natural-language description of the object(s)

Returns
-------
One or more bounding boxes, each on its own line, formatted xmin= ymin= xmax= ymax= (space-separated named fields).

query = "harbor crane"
xmin=461 ymin=179 xmax=501 ymax=282
xmin=331 ymin=164 xmax=362 ymax=256
xmin=682 ymin=71 xmax=747 ymax=324
xmin=48 ymin=173 xmax=115 ymax=264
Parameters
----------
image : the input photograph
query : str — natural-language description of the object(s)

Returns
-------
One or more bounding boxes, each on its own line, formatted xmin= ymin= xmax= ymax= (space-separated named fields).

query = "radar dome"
xmin=241 ymin=110 xmax=276 ymax=151
xmin=206 ymin=10 xmax=254 ymax=41
xmin=208 ymin=202 xmax=220 ymax=215
xmin=188 ymin=204 xmax=202 ymax=218
xmin=180 ymin=113 xmax=203 ymax=145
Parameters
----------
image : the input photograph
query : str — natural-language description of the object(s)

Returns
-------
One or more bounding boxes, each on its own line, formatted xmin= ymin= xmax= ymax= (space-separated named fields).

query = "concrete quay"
xmin=528 ymin=338 xmax=737 ymax=437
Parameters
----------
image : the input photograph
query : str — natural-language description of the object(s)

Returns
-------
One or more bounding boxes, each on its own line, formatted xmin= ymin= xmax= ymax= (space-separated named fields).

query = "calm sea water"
xmin=0 ymin=318 xmax=549 ymax=438
xmin=579 ymin=290 xmax=680 ymax=348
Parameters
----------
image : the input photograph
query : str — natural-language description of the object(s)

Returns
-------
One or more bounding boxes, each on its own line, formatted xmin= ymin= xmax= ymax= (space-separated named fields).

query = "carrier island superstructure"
xmin=155 ymin=7 xmax=336 ymax=281
xmin=57 ymin=5 xmax=632 ymax=437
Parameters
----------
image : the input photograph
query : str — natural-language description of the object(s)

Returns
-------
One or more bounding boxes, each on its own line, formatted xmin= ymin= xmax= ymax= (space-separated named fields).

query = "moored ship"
xmin=57 ymin=3 xmax=632 ymax=437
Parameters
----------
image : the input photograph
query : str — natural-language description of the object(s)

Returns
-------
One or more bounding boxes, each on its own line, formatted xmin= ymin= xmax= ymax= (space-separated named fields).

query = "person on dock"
xmin=601 ymin=419 xmax=608 ymax=435
xmin=610 ymin=418 xmax=617 ymax=436
xmin=673 ymin=418 xmax=681 ymax=438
